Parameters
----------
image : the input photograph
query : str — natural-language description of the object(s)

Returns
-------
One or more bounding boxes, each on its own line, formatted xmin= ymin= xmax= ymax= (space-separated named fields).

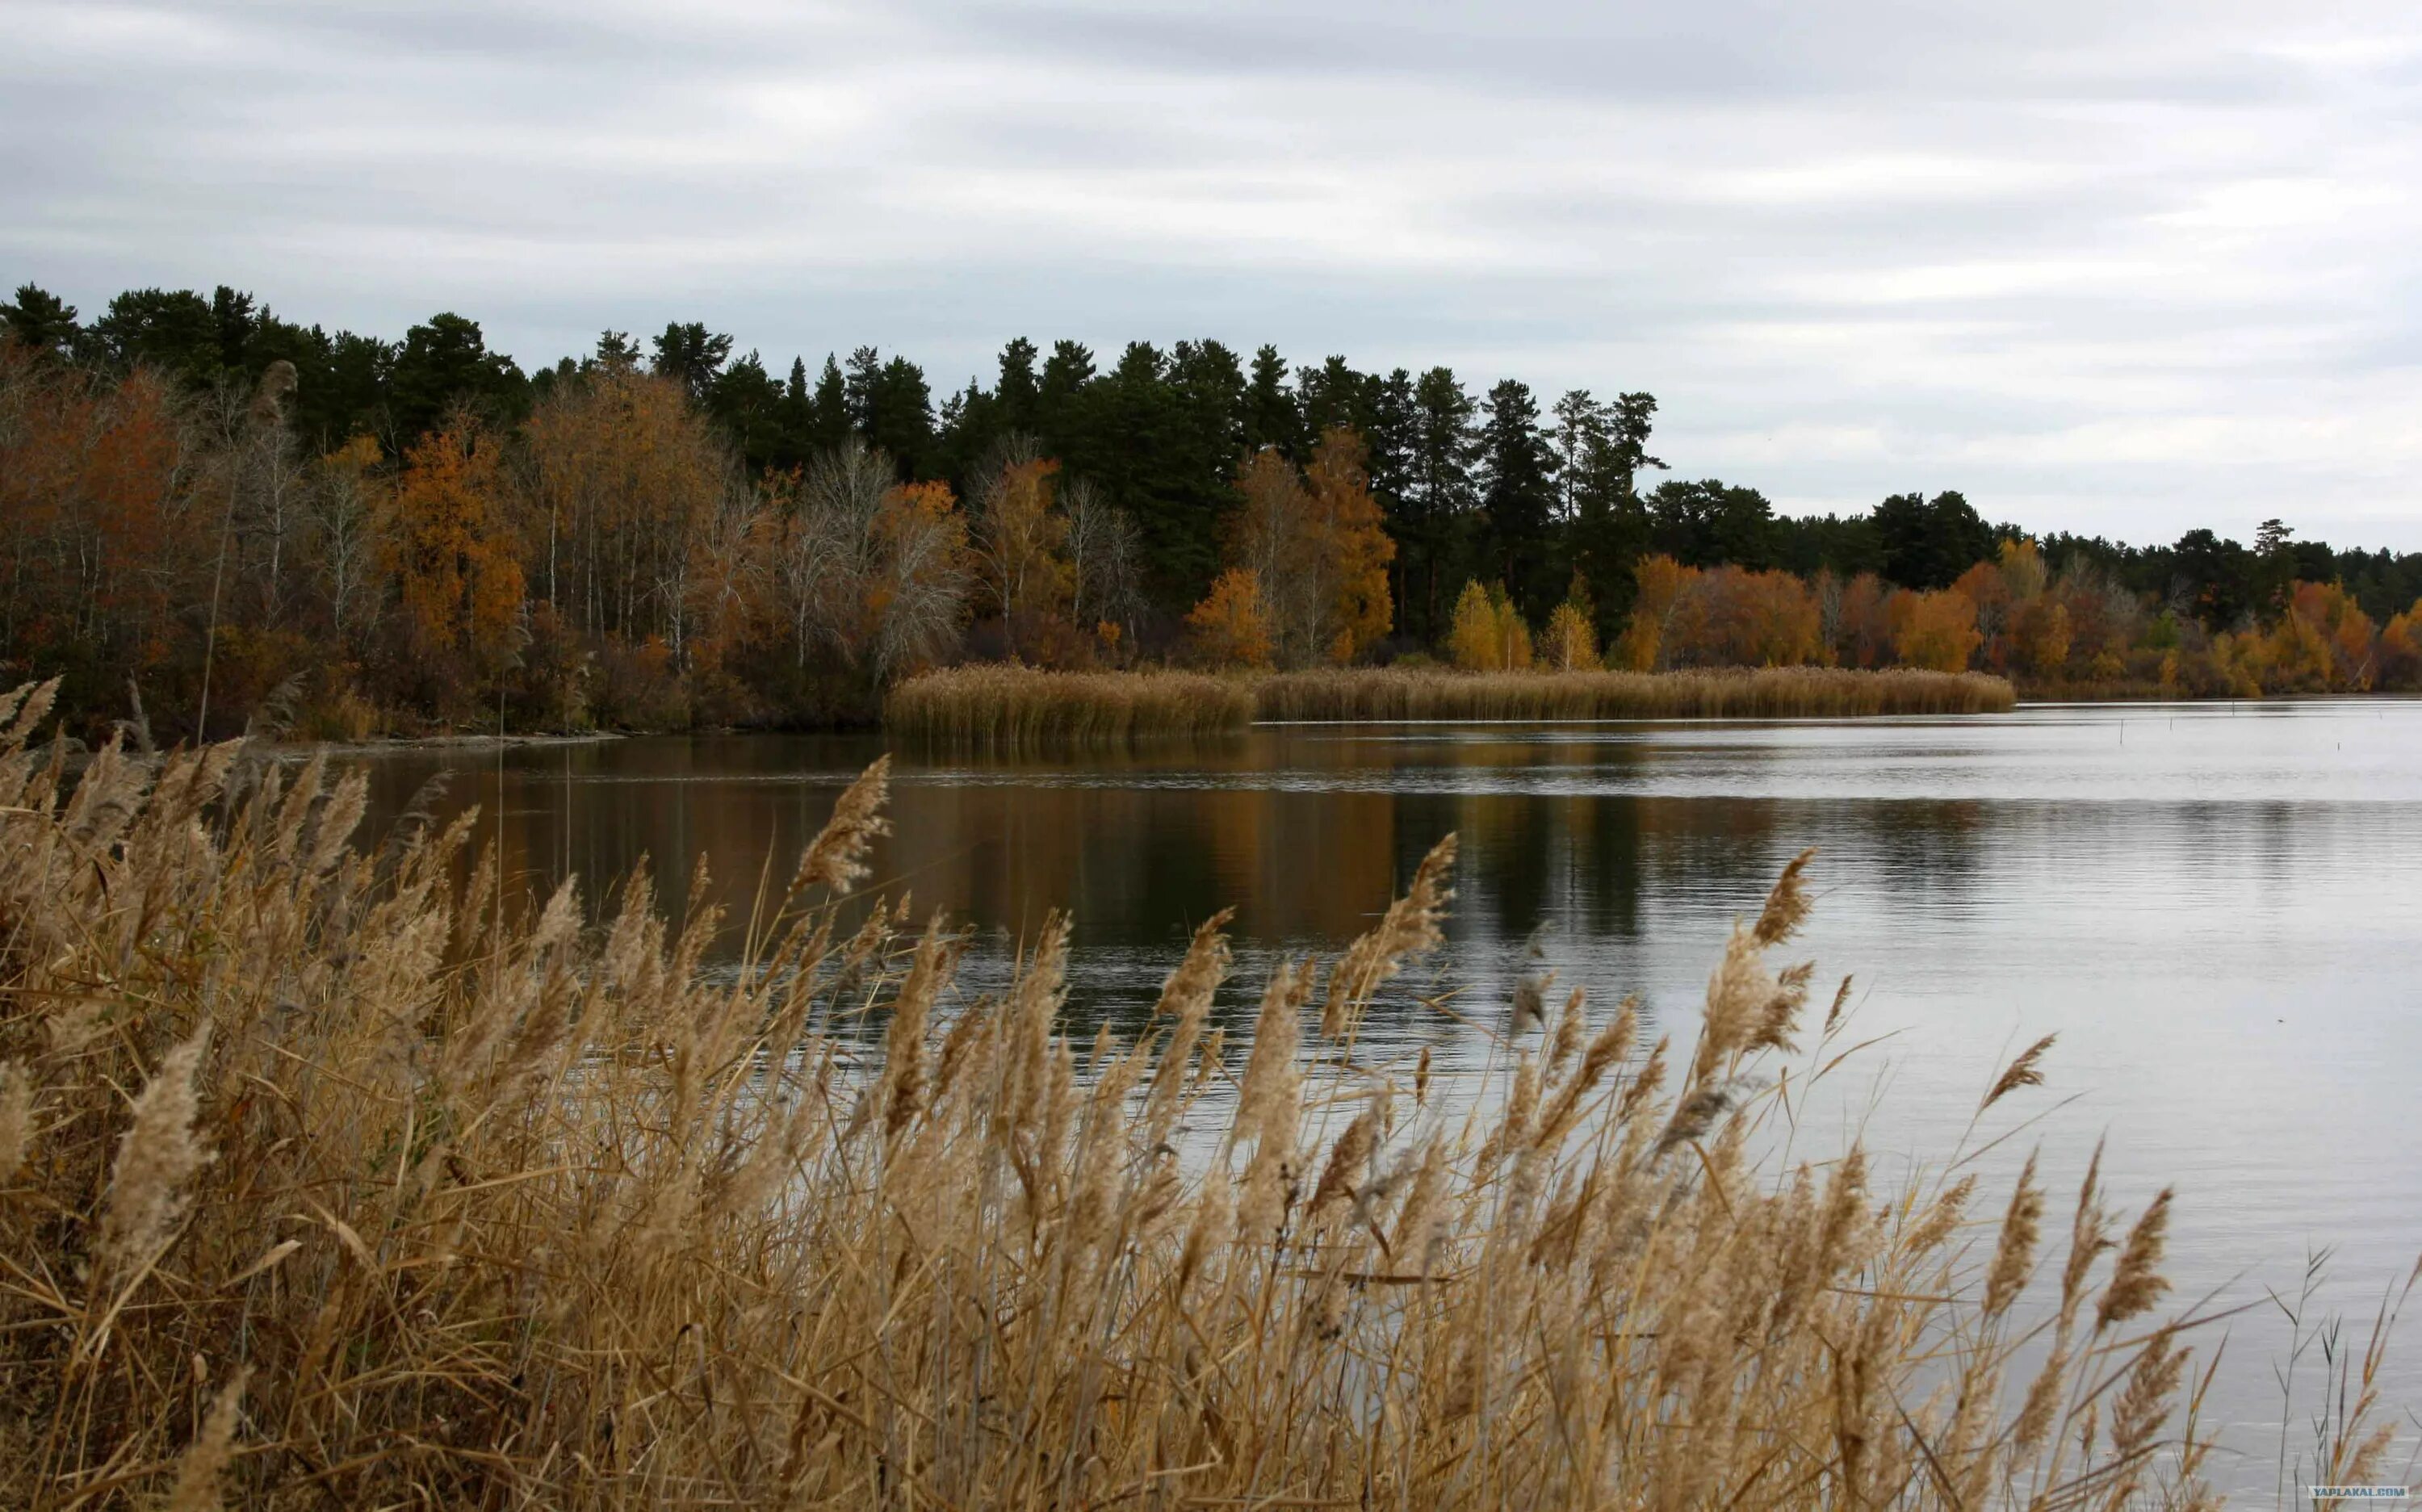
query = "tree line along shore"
xmin=5 ymin=280 xmax=2419 ymax=743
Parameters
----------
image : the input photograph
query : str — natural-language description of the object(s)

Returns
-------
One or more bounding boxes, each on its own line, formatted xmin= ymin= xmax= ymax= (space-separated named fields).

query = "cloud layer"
xmin=9 ymin=1 xmax=2421 ymax=546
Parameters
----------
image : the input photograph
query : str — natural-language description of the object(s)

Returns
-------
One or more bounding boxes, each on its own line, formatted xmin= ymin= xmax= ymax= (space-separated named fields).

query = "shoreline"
xmin=887 ymin=664 xmax=2018 ymax=747
xmin=278 ymin=730 xmax=630 ymax=756
xmin=248 ymin=682 xmax=2422 ymax=752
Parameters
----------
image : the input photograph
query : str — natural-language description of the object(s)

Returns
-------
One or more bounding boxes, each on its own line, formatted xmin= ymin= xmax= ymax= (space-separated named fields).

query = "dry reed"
xmin=1258 ymin=664 xmax=2018 ymax=720
xmin=883 ymin=664 xmax=1254 ymax=747
xmin=0 ymin=676 xmax=2388 ymax=1509
xmin=887 ymin=664 xmax=2015 ymax=747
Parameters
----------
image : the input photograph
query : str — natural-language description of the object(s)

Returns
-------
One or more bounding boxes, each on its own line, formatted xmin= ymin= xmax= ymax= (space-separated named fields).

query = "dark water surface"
xmin=345 ymin=699 xmax=2422 ymax=1492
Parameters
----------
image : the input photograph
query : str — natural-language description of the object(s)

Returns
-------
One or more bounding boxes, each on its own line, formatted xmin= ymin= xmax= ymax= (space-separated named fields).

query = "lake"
xmin=345 ymin=697 xmax=2422 ymax=1494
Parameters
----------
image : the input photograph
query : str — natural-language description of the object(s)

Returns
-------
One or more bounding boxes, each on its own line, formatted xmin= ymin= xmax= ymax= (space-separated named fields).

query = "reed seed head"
xmin=1982 ymin=1033 xmax=2055 ymax=1112
xmin=1321 ymin=835 xmax=1456 ymax=1037
xmin=2096 ymin=1186 xmax=2173 ymax=1333
xmin=98 ymin=1028 xmax=212 ymax=1274
xmin=1984 ymin=1151 xmax=2044 ymax=1321
xmin=794 ymin=756 xmax=891 ymax=895
xmin=164 ymin=1367 xmax=249 ymax=1512
xmin=1753 ymin=848 xmax=1817 ymax=945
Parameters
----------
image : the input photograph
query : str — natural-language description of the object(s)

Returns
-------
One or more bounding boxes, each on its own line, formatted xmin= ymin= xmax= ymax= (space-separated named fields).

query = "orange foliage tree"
xmin=2378 ymin=600 xmax=2422 ymax=690
xmin=388 ymin=415 xmax=525 ymax=670
xmin=1822 ymin=572 xmax=1893 ymax=669
xmin=1226 ymin=429 xmax=1395 ymax=667
xmin=2262 ymin=581 xmax=2376 ymax=692
xmin=1698 ymin=566 xmax=1821 ymax=666
xmin=1303 ymin=429 xmax=1396 ymax=662
xmin=1186 ymin=568 xmax=1274 ymax=668
xmin=1612 ymin=558 xmax=1819 ymax=669
xmin=2006 ymin=597 xmax=2072 ymax=680
xmin=0 ymin=353 xmax=193 ymax=685
xmin=1888 ymin=587 xmax=1981 ymax=672
xmin=1611 ymin=554 xmax=1687 ymax=671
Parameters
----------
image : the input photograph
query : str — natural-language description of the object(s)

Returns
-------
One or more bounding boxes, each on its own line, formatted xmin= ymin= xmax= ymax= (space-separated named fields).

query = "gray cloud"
xmin=6 ymin=0 xmax=2420 ymax=547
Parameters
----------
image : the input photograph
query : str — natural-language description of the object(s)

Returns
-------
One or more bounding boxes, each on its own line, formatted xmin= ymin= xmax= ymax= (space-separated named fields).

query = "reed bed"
xmin=0 ymin=673 xmax=2396 ymax=1510
xmin=1258 ymin=665 xmax=2018 ymax=722
xmin=884 ymin=663 xmax=1254 ymax=748
xmin=887 ymin=664 xmax=2015 ymax=746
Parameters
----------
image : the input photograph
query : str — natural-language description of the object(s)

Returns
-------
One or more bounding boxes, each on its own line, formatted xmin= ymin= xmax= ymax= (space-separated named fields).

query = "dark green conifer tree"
xmin=1402 ymin=366 xmax=1479 ymax=642
xmin=390 ymin=312 xmax=526 ymax=438
xmin=650 ymin=321 xmax=733 ymax=404
xmin=0 ymin=284 xmax=78 ymax=358
xmin=1244 ymin=344 xmax=1303 ymax=459
xmin=1478 ymin=378 xmax=1559 ymax=619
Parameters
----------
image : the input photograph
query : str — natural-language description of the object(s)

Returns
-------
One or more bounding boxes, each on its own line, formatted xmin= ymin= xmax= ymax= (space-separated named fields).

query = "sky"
xmin=7 ymin=0 xmax=2422 ymax=549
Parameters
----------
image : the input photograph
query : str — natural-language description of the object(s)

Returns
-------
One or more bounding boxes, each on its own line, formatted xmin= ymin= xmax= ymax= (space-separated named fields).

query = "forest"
xmin=6 ymin=279 xmax=2420 ymax=739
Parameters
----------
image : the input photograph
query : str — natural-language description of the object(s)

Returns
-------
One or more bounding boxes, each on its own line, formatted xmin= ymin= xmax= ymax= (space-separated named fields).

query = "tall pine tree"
xmin=1479 ymin=379 xmax=1558 ymax=619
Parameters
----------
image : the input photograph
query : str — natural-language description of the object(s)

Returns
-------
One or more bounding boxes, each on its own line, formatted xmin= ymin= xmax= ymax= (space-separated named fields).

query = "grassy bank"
xmin=884 ymin=664 xmax=1255 ymax=748
xmin=1259 ymin=664 xmax=2016 ymax=721
xmin=887 ymin=664 xmax=2015 ymax=745
xmin=4 ymin=673 xmax=2385 ymax=1509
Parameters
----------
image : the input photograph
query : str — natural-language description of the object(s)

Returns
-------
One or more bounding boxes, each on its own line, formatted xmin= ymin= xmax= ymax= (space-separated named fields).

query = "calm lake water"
xmin=345 ymin=699 xmax=2422 ymax=1494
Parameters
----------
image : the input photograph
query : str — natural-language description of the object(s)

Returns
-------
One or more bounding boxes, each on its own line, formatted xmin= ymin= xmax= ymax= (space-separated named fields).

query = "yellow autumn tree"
xmin=1996 ymin=535 xmax=2049 ymax=601
xmin=2378 ymin=598 xmax=2422 ymax=690
xmin=2261 ymin=581 xmax=2374 ymax=692
xmin=1448 ymin=580 xmax=1496 ymax=670
xmin=2008 ymin=597 xmax=2072 ymax=679
xmin=973 ymin=453 xmax=1072 ymax=660
xmin=1187 ymin=568 xmax=1274 ymax=668
xmin=521 ymin=366 xmax=724 ymax=645
xmin=1540 ymin=576 xmax=1600 ymax=671
xmin=1448 ymin=580 xmax=1531 ymax=671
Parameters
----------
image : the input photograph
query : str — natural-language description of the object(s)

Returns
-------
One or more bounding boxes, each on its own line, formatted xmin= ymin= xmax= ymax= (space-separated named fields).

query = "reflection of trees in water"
xmin=354 ymin=730 xmax=1991 ymax=1056
xmin=1851 ymin=798 xmax=1989 ymax=907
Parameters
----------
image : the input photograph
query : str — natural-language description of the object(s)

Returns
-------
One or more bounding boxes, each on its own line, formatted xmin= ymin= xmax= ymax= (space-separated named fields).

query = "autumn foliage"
xmin=1185 ymin=568 xmax=1275 ymax=669
xmin=6 ymin=315 xmax=2414 ymax=740
xmin=0 ymin=338 xmax=1159 ymax=734
xmin=1193 ymin=429 xmax=1395 ymax=668
xmin=1593 ymin=538 xmax=2419 ymax=696
xmin=388 ymin=416 xmax=524 ymax=663
xmin=0 ymin=348 xmax=195 ymax=696
xmin=1539 ymin=580 xmax=1602 ymax=672
xmin=1448 ymin=580 xmax=1532 ymax=672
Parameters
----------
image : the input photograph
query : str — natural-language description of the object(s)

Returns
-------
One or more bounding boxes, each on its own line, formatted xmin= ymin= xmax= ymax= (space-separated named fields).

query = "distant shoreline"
xmin=279 ymin=731 xmax=626 ymax=755
xmin=884 ymin=664 xmax=2018 ymax=748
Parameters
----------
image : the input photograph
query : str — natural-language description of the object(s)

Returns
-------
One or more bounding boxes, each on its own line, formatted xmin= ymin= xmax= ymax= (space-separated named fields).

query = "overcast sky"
xmin=8 ymin=1 xmax=2421 ymax=547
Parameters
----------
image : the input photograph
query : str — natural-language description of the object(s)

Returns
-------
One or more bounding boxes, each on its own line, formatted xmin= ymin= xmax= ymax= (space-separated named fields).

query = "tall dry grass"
xmin=0 ymin=674 xmax=2393 ymax=1508
xmin=887 ymin=664 xmax=2015 ymax=745
xmin=884 ymin=664 xmax=1255 ymax=747
xmin=1259 ymin=665 xmax=2018 ymax=721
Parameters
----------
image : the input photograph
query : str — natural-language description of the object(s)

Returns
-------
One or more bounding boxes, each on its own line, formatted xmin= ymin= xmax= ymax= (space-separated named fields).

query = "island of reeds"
xmin=886 ymin=664 xmax=2015 ymax=748
xmin=3 ymin=674 xmax=2404 ymax=1508
xmin=7 ymin=282 xmax=2421 ymax=747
